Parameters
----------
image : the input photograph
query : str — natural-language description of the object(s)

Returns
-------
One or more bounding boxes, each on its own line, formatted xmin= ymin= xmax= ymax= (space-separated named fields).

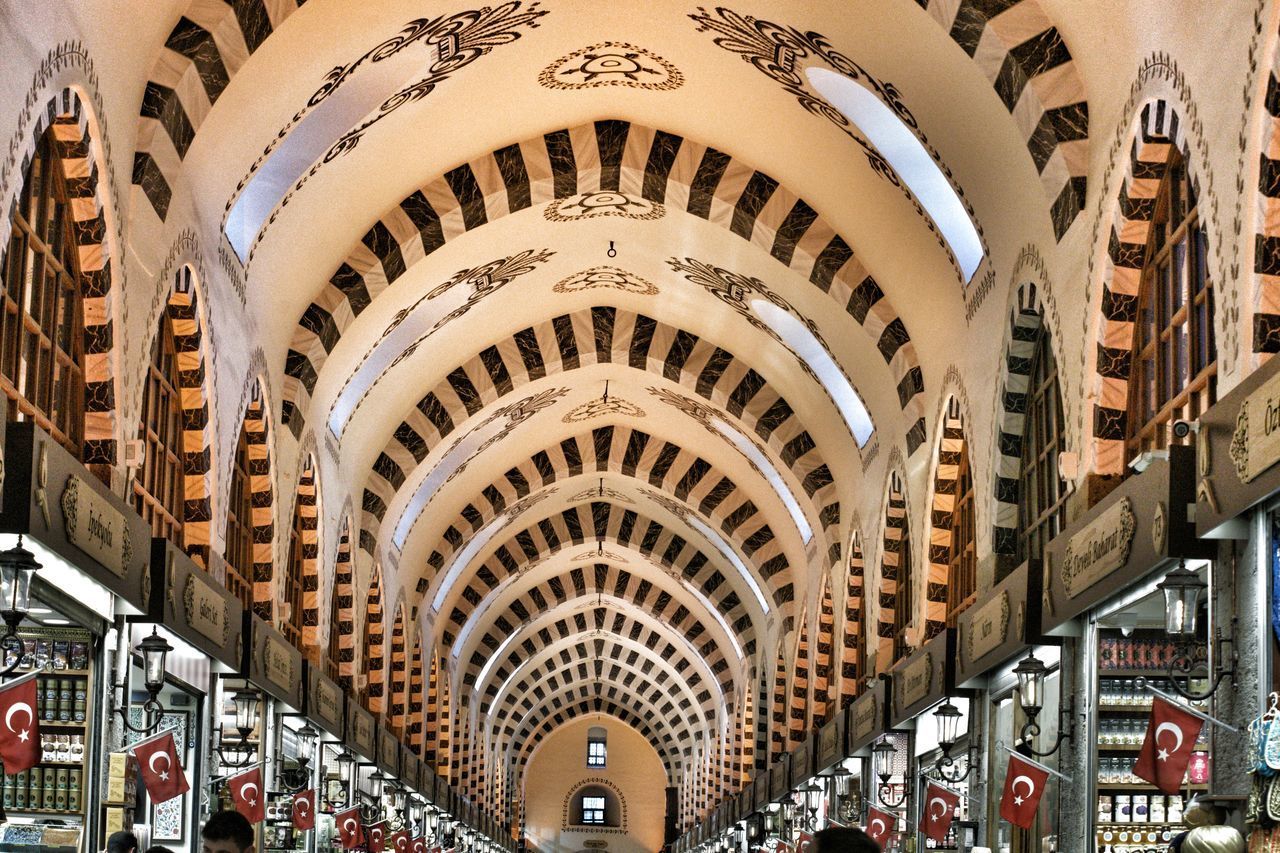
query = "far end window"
xmin=587 ymin=725 xmax=607 ymax=768
xmin=581 ymin=796 xmax=606 ymax=825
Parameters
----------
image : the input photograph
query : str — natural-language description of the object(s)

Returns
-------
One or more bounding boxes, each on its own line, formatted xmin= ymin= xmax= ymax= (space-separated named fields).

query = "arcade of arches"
xmin=1 ymin=2 xmax=1278 ymax=852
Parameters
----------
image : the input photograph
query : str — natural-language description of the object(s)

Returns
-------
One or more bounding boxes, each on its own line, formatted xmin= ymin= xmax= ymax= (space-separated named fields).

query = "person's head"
xmin=811 ymin=826 xmax=881 ymax=853
xmin=106 ymin=831 xmax=139 ymax=853
xmin=201 ymin=810 xmax=255 ymax=853
xmin=146 ymin=848 xmax=176 ymax=853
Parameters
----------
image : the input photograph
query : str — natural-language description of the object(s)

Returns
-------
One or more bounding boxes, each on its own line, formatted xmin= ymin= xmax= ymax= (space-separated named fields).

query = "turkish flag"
xmin=773 ymin=841 xmax=790 ymax=853
xmin=1133 ymin=696 xmax=1204 ymax=794
xmin=796 ymin=832 xmax=813 ymax=853
xmin=228 ymin=766 xmax=266 ymax=824
xmin=132 ymin=730 xmax=189 ymax=804
xmin=864 ymin=806 xmax=895 ymax=847
xmin=1000 ymin=753 xmax=1050 ymax=828
xmin=922 ymin=783 xmax=961 ymax=843
xmin=0 ymin=672 xmax=40 ymax=773
xmin=336 ymin=807 xmax=364 ymax=850
xmin=391 ymin=831 xmax=411 ymax=853
xmin=291 ymin=788 xmax=315 ymax=831
xmin=411 ymin=837 xmax=428 ymax=853
xmin=368 ymin=821 xmax=388 ymax=853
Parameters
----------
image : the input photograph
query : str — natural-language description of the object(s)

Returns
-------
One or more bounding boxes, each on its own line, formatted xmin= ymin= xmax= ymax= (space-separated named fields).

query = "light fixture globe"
xmin=934 ymin=700 xmax=963 ymax=751
xmin=1013 ymin=653 xmax=1048 ymax=719
xmin=232 ymin=688 xmax=259 ymax=737
xmin=1158 ymin=564 xmax=1206 ymax=639
xmin=137 ymin=629 xmax=172 ymax=694
xmin=335 ymin=748 xmax=356 ymax=784
xmin=0 ymin=537 xmax=40 ymax=627
xmin=831 ymin=765 xmax=852 ymax=797
xmin=871 ymin=738 xmax=897 ymax=783
xmin=294 ymin=723 xmax=319 ymax=766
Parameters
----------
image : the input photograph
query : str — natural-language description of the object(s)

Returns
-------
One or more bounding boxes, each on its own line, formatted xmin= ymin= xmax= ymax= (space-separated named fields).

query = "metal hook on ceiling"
xmin=607 ymin=240 xmax=617 ymax=258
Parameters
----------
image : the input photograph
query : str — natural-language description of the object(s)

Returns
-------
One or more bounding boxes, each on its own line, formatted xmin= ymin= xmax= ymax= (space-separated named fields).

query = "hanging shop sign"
xmin=1196 ymin=354 xmax=1280 ymax=534
xmin=789 ymin=732 xmax=815 ymax=787
xmin=303 ymin=661 xmax=345 ymax=737
xmin=847 ymin=679 xmax=887 ymax=755
xmin=752 ymin=774 xmax=770 ymax=811
xmin=768 ymin=753 xmax=791 ymax=801
xmin=420 ymin=766 xmax=436 ymax=803
xmin=816 ymin=702 xmax=847 ymax=773
xmin=244 ymin=613 xmax=304 ymax=710
xmin=377 ymin=726 xmax=400 ymax=777
xmin=400 ymin=745 xmax=418 ymax=790
xmin=737 ymin=784 xmax=752 ymax=822
xmin=1044 ymin=445 xmax=1212 ymax=634
xmin=146 ymin=538 xmax=245 ymax=670
xmin=0 ymin=422 xmax=151 ymax=612
xmin=346 ymin=701 xmax=376 ymax=760
xmin=956 ymin=560 xmax=1041 ymax=687
xmin=889 ymin=629 xmax=953 ymax=727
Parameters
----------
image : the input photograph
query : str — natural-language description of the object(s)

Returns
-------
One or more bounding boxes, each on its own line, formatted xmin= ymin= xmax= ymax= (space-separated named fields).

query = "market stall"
xmin=303 ymin=661 xmax=345 ymax=852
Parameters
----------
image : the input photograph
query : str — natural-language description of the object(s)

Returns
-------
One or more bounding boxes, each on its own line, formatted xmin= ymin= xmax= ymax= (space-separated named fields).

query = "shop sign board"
xmin=347 ymin=702 xmax=376 ymax=760
xmin=1044 ymin=445 xmax=1212 ymax=634
xmin=752 ymin=773 xmax=770 ymax=811
xmin=0 ymin=422 xmax=151 ymax=613
xmin=956 ymin=560 xmax=1041 ymax=687
xmin=146 ymin=539 xmax=244 ymax=670
xmin=1196 ymin=355 xmax=1280 ymax=534
xmin=816 ymin=705 xmax=846 ymax=772
xmin=768 ymin=754 xmax=790 ymax=801
xmin=789 ymin=732 xmax=815 ymax=787
xmin=378 ymin=727 xmax=400 ymax=776
xmin=847 ymin=680 xmax=886 ymax=755
xmin=304 ymin=662 xmax=345 ymax=738
xmin=889 ymin=629 xmax=953 ymax=727
xmin=400 ymin=746 xmax=417 ymax=789
xmin=245 ymin=614 xmax=304 ymax=710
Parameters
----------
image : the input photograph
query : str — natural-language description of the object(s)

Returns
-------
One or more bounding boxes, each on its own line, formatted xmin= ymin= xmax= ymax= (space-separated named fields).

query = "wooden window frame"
xmin=1017 ymin=330 xmax=1068 ymax=564
xmin=946 ymin=443 xmax=977 ymax=626
xmin=224 ymin=424 xmax=254 ymax=610
xmin=133 ymin=314 xmax=186 ymax=545
xmin=892 ymin=525 xmax=912 ymax=663
xmin=283 ymin=510 xmax=306 ymax=649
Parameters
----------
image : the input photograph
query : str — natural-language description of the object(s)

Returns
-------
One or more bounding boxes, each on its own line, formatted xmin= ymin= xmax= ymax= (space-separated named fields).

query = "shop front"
xmin=814 ymin=703 xmax=846 ymax=832
xmin=839 ymin=679 xmax=888 ymax=830
xmin=784 ymin=733 xmax=819 ymax=842
xmin=344 ymin=701 xmax=378 ymax=833
xmin=765 ymin=752 xmax=790 ymax=848
xmin=1045 ymin=444 xmax=1215 ymax=851
xmin=0 ymin=417 xmax=153 ymax=851
xmin=300 ymin=661 xmax=345 ymax=852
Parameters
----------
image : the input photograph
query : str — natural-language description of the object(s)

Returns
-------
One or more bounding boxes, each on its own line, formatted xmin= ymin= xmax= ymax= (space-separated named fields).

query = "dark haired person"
xmin=105 ymin=831 xmax=139 ymax=853
xmin=201 ymin=810 xmax=255 ymax=853
xmin=145 ymin=847 xmax=176 ymax=853
xmin=811 ymin=826 xmax=881 ymax=853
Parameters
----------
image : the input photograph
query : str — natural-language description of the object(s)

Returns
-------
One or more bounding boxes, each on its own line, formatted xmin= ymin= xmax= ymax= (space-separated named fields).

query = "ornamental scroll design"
xmin=1230 ymin=400 xmax=1250 ymax=482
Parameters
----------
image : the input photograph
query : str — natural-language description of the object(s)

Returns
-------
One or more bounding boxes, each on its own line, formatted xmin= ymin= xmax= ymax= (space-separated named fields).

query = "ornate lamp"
xmin=932 ymin=700 xmax=978 ymax=782
xmin=1013 ymin=653 xmax=1073 ymax=757
xmin=115 ymin=629 xmax=173 ymax=733
xmin=213 ymin=688 xmax=261 ymax=768
xmin=1158 ymin=564 xmax=1236 ymax=700
xmin=871 ymin=738 xmax=906 ymax=808
xmin=0 ymin=538 xmax=39 ymax=678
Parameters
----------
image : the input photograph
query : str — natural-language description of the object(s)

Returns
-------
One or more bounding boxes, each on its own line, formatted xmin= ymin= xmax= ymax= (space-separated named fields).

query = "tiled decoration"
xmin=924 ymin=398 xmax=965 ymax=639
xmin=789 ymin=616 xmax=809 ymax=748
xmin=444 ymin=504 xmax=739 ymax=693
xmin=991 ymin=282 xmax=1052 ymax=556
xmin=293 ymin=458 xmax=320 ymax=652
xmin=363 ymin=566 xmax=385 ymax=713
xmin=332 ymin=522 xmax=356 ymax=689
xmin=358 ymin=308 xmax=839 ymax=575
xmin=1256 ymin=39 xmax=1280 ymax=353
xmin=166 ymin=266 xmax=214 ymax=564
xmin=552 ymin=265 xmax=660 ymax=295
xmin=915 ymin=0 xmax=1089 ymax=240
xmin=280 ymin=120 xmax=925 ymax=455
xmin=877 ymin=470 xmax=908 ymax=672
xmin=839 ymin=532 xmax=865 ymax=709
xmin=812 ymin=579 xmax=834 ymax=727
xmin=420 ymin=424 xmax=786 ymax=652
xmin=387 ymin=604 xmax=407 ymax=735
xmin=1092 ymin=101 xmax=1195 ymax=475
xmin=539 ymin=41 xmax=684 ymax=91
xmin=240 ymin=386 xmax=275 ymax=621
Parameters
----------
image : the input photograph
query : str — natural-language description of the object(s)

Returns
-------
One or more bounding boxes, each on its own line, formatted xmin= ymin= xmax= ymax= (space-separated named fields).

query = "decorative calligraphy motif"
xmin=561 ymin=396 xmax=646 ymax=423
xmin=897 ymin=652 xmax=933 ymax=710
xmin=539 ymin=41 xmax=684 ymax=90
xmin=184 ymin=573 xmax=230 ymax=647
xmin=553 ymin=266 xmax=659 ymax=295
xmin=964 ymin=592 xmax=1010 ymax=665
xmin=544 ymin=192 xmax=664 ymax=222
xmin=61 ymin=476 xmax=131 ymax=577
xmin=1230 ymin=368 xmax=1280 ymax=483
xmin=1060 ymin=497 xmax=1136 ymax=598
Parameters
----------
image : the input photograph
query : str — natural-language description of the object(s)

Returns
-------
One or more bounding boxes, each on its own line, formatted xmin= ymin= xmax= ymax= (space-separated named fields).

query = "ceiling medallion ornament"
xmin=539 ymin=41 xmax=684 ymax=90
xmin=571 ymin=486 xmax=633 ymax=504
xmin=572 ymin=546 xmax=626 ymax=562
xmin=561 ymin=396 xmax=646 ymax=423
xmin=544 ymin=192 xmax=665 ymax=222
xmin=553 ymin=265 xmax=659 ymax=295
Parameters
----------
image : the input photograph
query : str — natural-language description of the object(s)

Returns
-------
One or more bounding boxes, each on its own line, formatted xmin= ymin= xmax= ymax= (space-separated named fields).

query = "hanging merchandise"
xmin=335 ymin=807 xmax=364 ymax=849
xmin=999 ymin=754 xmax=1049 ymax=829
xmin=922 ymin=783 xmax=960 ymax=843
xmin=130 ymin=729 xmax=189 ymax=804
xmin=290 ymin=788 xmax=315 ymax=831
xmin=228 ymin=765 xmax=265 ymax=824
xmin=0 ymin=670 xmax=42 ymax=773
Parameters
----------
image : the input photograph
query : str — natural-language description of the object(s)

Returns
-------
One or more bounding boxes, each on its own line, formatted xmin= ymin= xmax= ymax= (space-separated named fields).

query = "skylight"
xmin=711 ymin=417 xmax=814 ymax=544
xmin=807 ymin=67 xmax=984 ymax=281
xmin=684 ymin=514 xmax=770 ymax=615
xmin=750 ymin=298 xmax=873 ymax=447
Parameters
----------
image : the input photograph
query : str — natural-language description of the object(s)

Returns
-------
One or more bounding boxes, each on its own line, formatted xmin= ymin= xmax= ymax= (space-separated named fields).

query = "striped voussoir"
xmin=241 ymin=391 xmax=275 ymax=620
xmin=991 ymin=283 xmax=1050 ymax=556
xmin=6 ymin=92 xmax=119 ymax=466
xmin=924 ymin=398 xmax=965 ymax=639
xmin=359 ymin=307 xmax=838 ymax=561
xmin=1257 ymin=55 xmax=1280 ymax=354
xmin=813 ymin=579 xmax=834 ymax=726
xmin=363 ymin=567 xmax=385 ymax=713
xmin=917 ymin=0 xmax=1089 ymax=240
xmin=426 ymin=653 xmax=451 ymax=773
xmin=465 ymin=563 xmax=734 ymax=708
xmin=737 ymin=683 xmax=753 ymax=785
xmin=789 ymin=617 xmax=809 ymax=747
xmin=877 ymin=472 xmax=908 ymax=670
xmin=168 ymin=268 xmax=214 ymax=564
xmin=387 ymin=604 xmax=407 ymax=735
xmin=408 ymin=635 xmax=424 ymax=750
xmin=332 ymin=523 xmax=356 ymax=689
xmin=1093 ymin=101 xmax=1191 ymax=475
xmin=421 ymin=424 xmax=792 ymax=618
xmin=281 ymin=120 xmax=926 ymax=453
xmin=508 ymin=697 xmax=682 ymax=782
xmin=754 ymin=667 xmax=769 ymax=771
xmin=769 ymin=646 xmax=787 ymax=763
xmin=839 ymin=534 xmax=865 ymax=708
xmin=446 ymin=505 xmax=741 ymax=678
xmin=132 ymin=0 xmax=305 ymax=222
xmin=294 ymin=459 xmax=320 ymax=650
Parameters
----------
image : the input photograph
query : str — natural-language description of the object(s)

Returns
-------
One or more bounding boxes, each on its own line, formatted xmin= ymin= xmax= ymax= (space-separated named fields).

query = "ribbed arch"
xmin=362 ymin=565 xmax=385 ymax=712
xmin=426 ymin=652 xmax=452 ymax=773
xmin=789 ymin=615 xmax=810 ymax=747
xmin=225 ymin=381 xmax=275 ymax=620
xmin=925 ymin=399 xmax=971 ymax=637
xmin=329 ymin=520 xmax=356 ymax=688
xmin=285 ymin=455 xmax=320 ymax=654
xmin=839 ymin=531 xmax=866 ymax=707
xmin=387 ymin=603 xmax=408 ymax=733
xmin=877 ymin=469 xmax=910 ymax=669
xmin=408 ymin=632 xmax=424 ymax=751
xmin=508 ymin=700 xmax=682 ymax=783
xmin=770 ymin=642 xmax=787 ymax=763
xmin=812 ymin=578 xmax=834 ymax=727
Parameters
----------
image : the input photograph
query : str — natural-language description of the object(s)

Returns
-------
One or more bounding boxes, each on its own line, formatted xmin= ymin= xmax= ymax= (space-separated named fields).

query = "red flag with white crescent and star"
xmin=391 ymin=831 xmax=411 ymax=853
xmin=864 ymin=806 xmax=895 ymax=847
xmin=335 ymin=807 xmax=364 ymax=850
xmin=773 ymin=840 xmax=790 ymax=853
xmin=367 ymin=821 xmax=388 ymax=853
xmin=228 ymin=766 xmax=266 ymax=824
xmin=796 ymin=832 xmax=813 ymax=853
xmin=922 ymin=783 xmax=961 ymax=843
xmin=291 ymin=788 xmax=315 ymax=831
xmin=131 ymin=730 xmax=189 ymax=804
xmin=411 ymin=837 xmax=427 ymax=853
xmin=1133 ymin=696 xmax=1204 ymax=794
xmin=0 ymin=671 xmax=41 ymax=773
xmin=1000 ymin=753 xmax=1050 ymax=828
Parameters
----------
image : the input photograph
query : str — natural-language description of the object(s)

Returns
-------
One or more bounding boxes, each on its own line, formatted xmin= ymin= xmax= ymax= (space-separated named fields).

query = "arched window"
xmin=570 ymin=785 xmax=620 ymax=827
xmin=2 ymin=127 xmax=85 ymax=456
xmin=283 ymin=461 xmax=316 ymax=652
xmin=224 ymin=421 xmax=255 ymax=609
xmin=134 ymin=311 xmax=186 ymax=543
xmin=946 ymin=441 xmax=976 ymax=626
xmin=587 ymin=726 xmax=607 ymax=768
xmin=283 ymin=504 xmax=306 ymax=649
xmin=1126 ymin=147 xmax=1215 ymax=463
xmin=1018 ymin=330 xmax=1067 ymax=564
xmin=892 ymin=528 xmax=912 ymax=662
